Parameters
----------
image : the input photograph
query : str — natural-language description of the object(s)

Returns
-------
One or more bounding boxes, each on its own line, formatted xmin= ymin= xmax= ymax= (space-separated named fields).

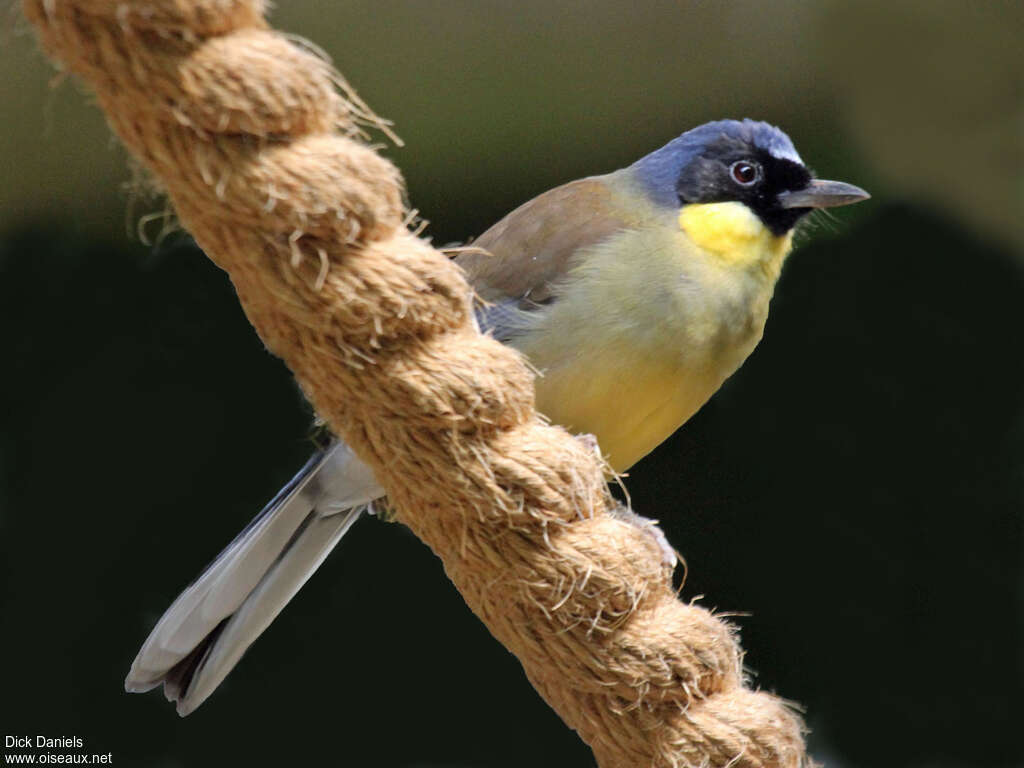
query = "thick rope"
xmin=24 ymin=3 xmax=808 ymax=766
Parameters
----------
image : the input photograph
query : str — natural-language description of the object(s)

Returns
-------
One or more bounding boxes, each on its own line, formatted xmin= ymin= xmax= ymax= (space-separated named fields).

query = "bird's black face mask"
xmin=676 ymin=136 xmax=814 ymax=236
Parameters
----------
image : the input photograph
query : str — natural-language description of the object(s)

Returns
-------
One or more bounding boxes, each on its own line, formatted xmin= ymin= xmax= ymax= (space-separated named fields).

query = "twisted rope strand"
xmin=24 ymin=3 xmax=807 ymax=765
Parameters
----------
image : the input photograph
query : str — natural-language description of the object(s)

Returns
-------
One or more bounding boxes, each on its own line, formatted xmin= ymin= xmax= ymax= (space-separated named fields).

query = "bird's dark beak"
xmin=777 ymin=179 xmax=870 ymax=209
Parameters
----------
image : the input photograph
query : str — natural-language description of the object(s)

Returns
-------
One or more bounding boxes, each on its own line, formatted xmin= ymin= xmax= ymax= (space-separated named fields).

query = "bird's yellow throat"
xmin=678 ymin=201 xmax=793 ymax=278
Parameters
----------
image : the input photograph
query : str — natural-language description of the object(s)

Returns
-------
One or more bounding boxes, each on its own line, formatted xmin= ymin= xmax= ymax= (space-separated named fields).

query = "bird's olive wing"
xmin=455 ymin=177 xmax=629 ymax=341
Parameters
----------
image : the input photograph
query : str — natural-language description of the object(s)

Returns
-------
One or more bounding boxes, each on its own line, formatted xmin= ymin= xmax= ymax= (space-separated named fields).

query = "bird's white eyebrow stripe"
xmin=769 ymin=145 xmax=803 ymax=164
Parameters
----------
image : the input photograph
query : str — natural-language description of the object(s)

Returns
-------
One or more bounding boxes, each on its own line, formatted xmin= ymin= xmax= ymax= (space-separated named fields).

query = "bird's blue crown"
xmin=631 ymin=119 xmax=803 ymax=209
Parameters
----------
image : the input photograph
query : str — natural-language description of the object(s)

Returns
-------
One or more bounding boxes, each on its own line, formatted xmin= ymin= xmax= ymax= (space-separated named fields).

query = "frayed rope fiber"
xmin=24 ymin=2 xmax=808 ymax=765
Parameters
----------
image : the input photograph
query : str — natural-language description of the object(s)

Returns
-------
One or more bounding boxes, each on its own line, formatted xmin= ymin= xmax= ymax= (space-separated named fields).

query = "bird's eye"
xmin=730 ymin=161 xmax=760 ymax=186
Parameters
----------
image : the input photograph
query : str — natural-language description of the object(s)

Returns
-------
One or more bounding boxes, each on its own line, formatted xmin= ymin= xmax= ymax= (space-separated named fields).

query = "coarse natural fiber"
xmin=23 ymin=3 xmax=809 ymax=766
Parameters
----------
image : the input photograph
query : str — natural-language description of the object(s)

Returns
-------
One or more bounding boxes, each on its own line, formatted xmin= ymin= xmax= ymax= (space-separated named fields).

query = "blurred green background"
xmin=1 ymin=1 xmax=1021 ymax=766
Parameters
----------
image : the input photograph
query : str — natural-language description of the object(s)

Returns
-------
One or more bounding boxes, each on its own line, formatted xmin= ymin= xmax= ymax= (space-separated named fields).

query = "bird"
xmin=125 ymin=118 xmax=869 ymax=715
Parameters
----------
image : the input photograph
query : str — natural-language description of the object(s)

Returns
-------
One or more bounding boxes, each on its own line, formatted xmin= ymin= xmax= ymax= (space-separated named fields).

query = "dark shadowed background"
xmin=1 ymin=1 xmax=1021 ymax=766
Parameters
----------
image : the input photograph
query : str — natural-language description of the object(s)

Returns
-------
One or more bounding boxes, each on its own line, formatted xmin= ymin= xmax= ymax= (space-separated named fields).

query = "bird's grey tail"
xmin=125 ymin=441 xmax=383 ymax=716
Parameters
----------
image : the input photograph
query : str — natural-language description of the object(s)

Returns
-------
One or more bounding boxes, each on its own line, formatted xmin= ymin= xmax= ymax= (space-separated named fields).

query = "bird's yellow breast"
xmin=512 ymin=198 xmax=792 ymax=472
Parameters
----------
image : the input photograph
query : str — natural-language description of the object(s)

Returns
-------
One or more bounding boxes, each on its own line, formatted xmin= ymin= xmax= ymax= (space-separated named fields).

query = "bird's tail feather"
xmin=125 ymin=441 xmax=381 ymax=716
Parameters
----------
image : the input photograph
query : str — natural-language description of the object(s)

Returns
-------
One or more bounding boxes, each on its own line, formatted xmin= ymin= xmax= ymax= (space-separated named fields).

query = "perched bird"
xmin=126 ymin=119 xmax=868 ymax=714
